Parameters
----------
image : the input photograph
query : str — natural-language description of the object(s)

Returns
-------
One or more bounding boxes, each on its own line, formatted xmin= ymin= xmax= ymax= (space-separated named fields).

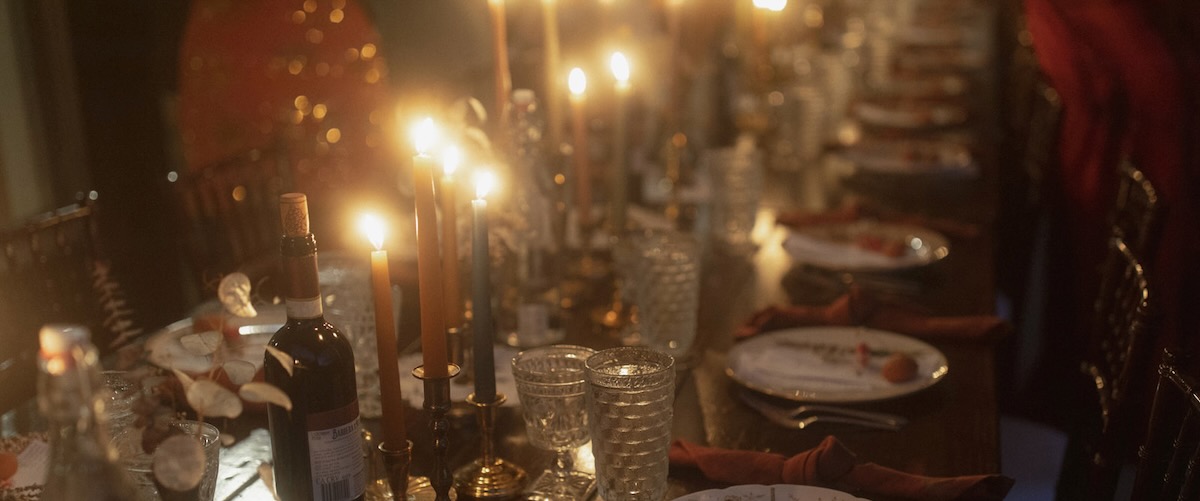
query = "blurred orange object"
xmin=0 ymin=452 xmax=17 ymax=482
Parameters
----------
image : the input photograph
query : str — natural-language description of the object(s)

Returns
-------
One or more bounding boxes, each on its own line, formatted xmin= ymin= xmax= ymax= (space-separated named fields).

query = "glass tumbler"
xmin=319 ymin=251 xmax=400 ymax=420
xmin=629 ymin=230 xmax=700 ymax=359
xmin=585 ymin=347 xmax=675 ymax=501
xmin=102 ymin=370 xmax=139 ymax=438
xmin=512 ymin=345 xmax=597 ymax=500
xmin=111 ymin=420 xmax=221 ymax=501
xmin=706 ymin=138 xmax=764 ymax=254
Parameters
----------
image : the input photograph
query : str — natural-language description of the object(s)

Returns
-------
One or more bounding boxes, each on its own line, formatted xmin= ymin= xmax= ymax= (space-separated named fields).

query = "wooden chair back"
xmin=1111 ymin=159 xmax=1160 ymax=260
xmin=1064 ymin=236 xmax=1155 ymax=499
xmin=1132 ymin=351 xmax=1200 ymax=500
xmin=170 ymin=148 xmax=290 ymax=298
xmin=0 ymin=201 xmax=107 ymax=412
xmin=1085 ymin=237 xmax=1153 ymax=423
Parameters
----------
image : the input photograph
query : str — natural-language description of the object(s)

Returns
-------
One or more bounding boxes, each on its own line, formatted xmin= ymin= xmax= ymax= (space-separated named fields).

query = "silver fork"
xmin=738 ymin=391 xmax=908 ymax=431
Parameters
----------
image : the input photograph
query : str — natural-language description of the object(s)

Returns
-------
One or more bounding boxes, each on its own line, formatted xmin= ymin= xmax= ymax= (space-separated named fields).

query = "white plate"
xmin=854 ymin=100 xmax=968 ymax=129
xmin=782 ymin=221 xmax=949 ymax=272
xmin=727 ymin=327 xmax=949 ymax=402
xmin=840 ymin=139 xmax=978 ymax=178
xmin=145 ymin=307 xmax=285 ymax=375
xmin=674 ymin=484 xmax=869 ymax=501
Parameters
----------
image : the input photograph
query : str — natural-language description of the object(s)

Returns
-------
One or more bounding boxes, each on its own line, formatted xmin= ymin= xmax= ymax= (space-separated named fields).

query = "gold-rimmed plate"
xmin=674 ymin=484 xmax=869 ymax=501
xmin=727 ymin=327 xmax=949 ymax=403
xmin=782 ymin=221 xmax=950 ymax=272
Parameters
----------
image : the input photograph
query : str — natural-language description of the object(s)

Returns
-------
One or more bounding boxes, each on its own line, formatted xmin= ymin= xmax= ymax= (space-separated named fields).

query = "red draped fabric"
xmin=1025 ymin=0 xmax=1200 ymax=435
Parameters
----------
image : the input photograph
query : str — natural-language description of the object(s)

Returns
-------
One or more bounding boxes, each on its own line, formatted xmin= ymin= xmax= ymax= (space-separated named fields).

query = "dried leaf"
xmin=172 ymin=368 xmax=195 ymax=390
xmin=264 ymin=346 xmax=294 ymax=377
xmin=219 ymin=273 xmax=257 ymax=318
xmin=179 ymin=331 xmax=222 ymax=356
xmin=221 ymin=360 xmax=257 ymax=386
xmin=186 ymin=379 xmax=243 ymax=419
xmin=238 ymin=382 xmax=292 ymax=411
xmin=258 ymin=462 xmax=280 ymax=501
xmin=152 ymin=434 xmax=206 ymax=492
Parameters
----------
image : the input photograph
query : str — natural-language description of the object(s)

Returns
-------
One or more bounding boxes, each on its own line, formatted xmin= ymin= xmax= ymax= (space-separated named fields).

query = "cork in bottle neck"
xmin=279 ymin=193 xmax=310 ymax=237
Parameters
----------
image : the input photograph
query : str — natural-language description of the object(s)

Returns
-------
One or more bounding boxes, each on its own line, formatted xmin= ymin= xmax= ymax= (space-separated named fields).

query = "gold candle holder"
xmin=414 ymin=363 xmax=461 ymax=501
xmin=377 ymin=439 xmax=413 ymax=500
xmin=452 ymin=394 xmax=528 ymax=499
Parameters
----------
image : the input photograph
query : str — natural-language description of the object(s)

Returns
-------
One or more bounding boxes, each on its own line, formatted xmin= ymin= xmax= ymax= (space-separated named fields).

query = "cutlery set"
xmin=738 ymin=391 xmax=908 ymax=431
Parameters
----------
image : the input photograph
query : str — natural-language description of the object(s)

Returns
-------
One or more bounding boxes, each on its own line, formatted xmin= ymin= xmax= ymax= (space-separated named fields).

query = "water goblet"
xmin=511 ymin=345 xmax=597 ymax=500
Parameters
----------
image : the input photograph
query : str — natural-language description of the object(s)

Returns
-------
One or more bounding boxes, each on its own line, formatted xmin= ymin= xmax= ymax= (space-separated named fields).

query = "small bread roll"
xmin=882 ymin=353 xmax=919 ymax=383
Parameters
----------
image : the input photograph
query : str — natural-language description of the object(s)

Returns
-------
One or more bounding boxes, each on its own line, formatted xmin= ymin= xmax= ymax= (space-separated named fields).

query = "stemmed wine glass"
xmin=511 ymin=345 xmax=597 ymax=500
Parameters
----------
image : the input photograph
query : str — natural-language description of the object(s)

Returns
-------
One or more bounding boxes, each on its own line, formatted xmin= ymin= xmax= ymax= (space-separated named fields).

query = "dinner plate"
xmin=673 ymin=484 xmax=868 ymax=501
xmin=839 ymin=138 xmax=978 ymax=178
xmin=0 ymin=432 xmax=48 ymax=499
xmin=853 ymin=99 xmax=968 ymax=129
xmin=145 ymin=306 xmax=285 ymax=375
xmin=782 ymin=221 xmax=950 ymax=272
xmin=727 ymin=327 xmax=949 ymax=402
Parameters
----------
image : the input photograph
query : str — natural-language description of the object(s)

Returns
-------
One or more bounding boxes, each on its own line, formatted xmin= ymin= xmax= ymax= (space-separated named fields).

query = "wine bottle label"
xmin=307 ymin=400 xmax=365 ymax=501
xmin=286 ymin=296 xmax=324 ymax=319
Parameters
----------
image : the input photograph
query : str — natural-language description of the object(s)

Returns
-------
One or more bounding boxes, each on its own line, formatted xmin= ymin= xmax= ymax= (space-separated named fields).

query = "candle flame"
xmin=568 ymin=67 xmax=587 ymax=96
xmin=753 ymin=0 xmax=787 ymax=11
xmin=359 ymin=213 xmax=386 ymax=250
xmin=411 ymin=117 xmax=438 ymax=155
xmin=443 ymin=145 xmax=462 ymax=177
xmin=610 ymin=52 xmax=630 ymax=83
xmin=475 ymin=170 xmax=496 ymax=199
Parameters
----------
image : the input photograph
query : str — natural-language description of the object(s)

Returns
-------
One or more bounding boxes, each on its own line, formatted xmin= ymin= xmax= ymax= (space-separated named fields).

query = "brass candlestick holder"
xmin=447 ymin=326 xmax=467 ymax=380
xmin=452 ymin=394 xmax=528 ymax=499
xmin=369 ymin=432 xmax=442 ymax=501
xmin=377 ymin=439 xmax=413 ymax=500
xmin=414 ymin=363 xmax=461 ymax=501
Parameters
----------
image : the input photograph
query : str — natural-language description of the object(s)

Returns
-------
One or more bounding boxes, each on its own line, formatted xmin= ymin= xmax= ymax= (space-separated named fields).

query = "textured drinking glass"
xmin=512 ymin=345 xmax=597 ymax=500
xmin=111 ymin=420 xmax=221 ymax=501
xmin=630 ymin=231 xmax=700 ymax=359
xmin=585 ymin=347 xmax=675 ymax=501
xmin=102 ymin=370 xmax=138 ymax=439
xmin=706 ymin=139 xmax=764 ymax=253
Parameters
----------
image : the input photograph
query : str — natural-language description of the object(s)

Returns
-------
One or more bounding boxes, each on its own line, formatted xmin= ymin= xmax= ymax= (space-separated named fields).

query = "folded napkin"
xmin=776 ymin=201 xmax=981 ymax=240
xmin=670 ymin=437 xmax=1014 ymax=501
xmin=735 ymin=288 xmax=1007 ymax=342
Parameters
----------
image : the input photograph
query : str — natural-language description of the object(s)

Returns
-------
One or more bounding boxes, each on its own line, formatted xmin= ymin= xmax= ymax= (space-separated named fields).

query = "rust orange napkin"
xmin=735 ymin=288 xmax=1008 ymax=342
xmin=776 ymin=201 xmax=981 ymax=240
xmin=670 ymin=437 xmax=1014 ymax=501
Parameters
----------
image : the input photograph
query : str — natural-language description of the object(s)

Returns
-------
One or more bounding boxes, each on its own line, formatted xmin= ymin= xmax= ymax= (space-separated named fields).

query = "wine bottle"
xmin=38 ymin=324 xmax=138 ymax=501
xmin=265 ymin=193 xmax=365 ymax=501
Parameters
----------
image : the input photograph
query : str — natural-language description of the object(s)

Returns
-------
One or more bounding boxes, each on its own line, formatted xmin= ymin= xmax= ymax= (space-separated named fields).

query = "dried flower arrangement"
xmin=123 ymin=273 xmax=292 ymax=500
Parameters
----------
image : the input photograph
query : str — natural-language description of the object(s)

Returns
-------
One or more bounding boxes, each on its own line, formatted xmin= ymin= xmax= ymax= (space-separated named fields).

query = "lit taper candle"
xmin=440 ymin=145 xmax=463 ymax=330
xmin=410 ymin=118 xmax=449 ymax=378
xmin=542 ymin=0 xmax=564 ymax=154
xmin=488 ymin=0 xmax=512 ymax=128
xmin=609 ymin=52 xmax=631 ymax=233
xmin=471 ymin=170 xmax=498 ymax=403
xmin=568 ymin=67 xmax=591 ymax=233
xmin=360 ymin=214 xmax=407 ymax=448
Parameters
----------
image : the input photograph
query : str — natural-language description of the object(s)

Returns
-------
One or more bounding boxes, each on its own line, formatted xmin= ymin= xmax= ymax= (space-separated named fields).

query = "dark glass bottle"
xmin=38 ymin=324 xmax=138 ymax=501
xmin=265 ymin=193 xmax=365 ymax=501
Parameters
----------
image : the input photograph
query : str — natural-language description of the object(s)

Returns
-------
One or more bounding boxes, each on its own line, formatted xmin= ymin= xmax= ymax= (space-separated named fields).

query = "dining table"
xmin=1 ymin=4 xmax=1008 ymax=499
xmin=0 ymin=107 xmax=1005 ymax=501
